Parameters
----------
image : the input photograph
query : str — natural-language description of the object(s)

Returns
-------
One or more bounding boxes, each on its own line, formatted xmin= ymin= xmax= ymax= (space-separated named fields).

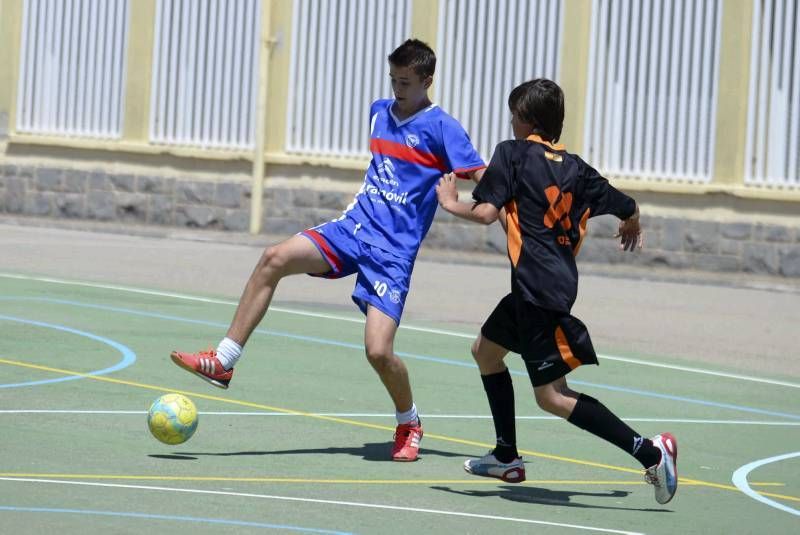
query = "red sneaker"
xmin=170 ymin=349 xmax=233 ymax=389
xmin=391 ymin=421 xmax=423 ymax=461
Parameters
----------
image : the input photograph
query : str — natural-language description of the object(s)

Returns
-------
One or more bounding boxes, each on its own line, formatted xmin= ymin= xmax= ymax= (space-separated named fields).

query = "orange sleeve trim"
xmin=573 ymin=208 xmax=591 ymax=257
xmin=505 ymin=200 xmax=522 ymax=267
xmin=555 ymin=326 xmax=581 ymax=370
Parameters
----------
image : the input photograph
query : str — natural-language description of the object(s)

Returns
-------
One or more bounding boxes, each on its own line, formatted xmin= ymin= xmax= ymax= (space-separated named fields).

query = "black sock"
xmin=567 ymin=393 xmax=661 ymax=468
xmin=481 ymin=369 xmax=518 ymax=462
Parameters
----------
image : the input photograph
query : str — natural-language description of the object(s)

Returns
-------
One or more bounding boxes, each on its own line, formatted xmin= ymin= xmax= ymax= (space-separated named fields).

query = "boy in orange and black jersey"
xmin=436 ymin=79 xmax=678 ymax=505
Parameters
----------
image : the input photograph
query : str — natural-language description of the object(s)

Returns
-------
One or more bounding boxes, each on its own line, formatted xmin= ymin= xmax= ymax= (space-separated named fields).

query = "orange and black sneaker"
xmin=170 ymin=349 xmax=233 ymax=389
xmin=391 ymin=421 xmax=423 ymax=461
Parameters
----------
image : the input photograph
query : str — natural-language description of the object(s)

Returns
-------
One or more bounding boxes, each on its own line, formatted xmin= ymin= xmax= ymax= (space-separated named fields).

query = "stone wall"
xmin=0 ymin=165 xmax=251 ymax=230
xmin=1 ymin=165 xmax=799 ymax=277
xmin=576 ymin=214 xmax=800 ymax=277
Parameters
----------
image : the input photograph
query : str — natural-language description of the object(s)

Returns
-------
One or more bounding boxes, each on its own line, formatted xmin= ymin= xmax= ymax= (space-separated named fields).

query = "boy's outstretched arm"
xmin=463 ymin=168 xmax=508 ymax=231
xmin=615 ymin=203 xmax=644 ymax=251
xmin=436 ymin=173 xmax=499 ymax=225
xmin=581 ymin=160 xmax=643 ymax=252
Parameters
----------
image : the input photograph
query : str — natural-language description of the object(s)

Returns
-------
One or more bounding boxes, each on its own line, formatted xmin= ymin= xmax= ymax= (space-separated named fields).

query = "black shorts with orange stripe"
xmin=480 ymin=293 xmax=598 ymax=386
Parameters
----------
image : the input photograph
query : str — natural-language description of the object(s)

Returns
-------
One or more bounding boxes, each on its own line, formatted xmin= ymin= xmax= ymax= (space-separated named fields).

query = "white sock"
xmin=215 ymin=337 xmax=242 ymax=370
xmin=396 ymin=403 xmax=419 ymax=426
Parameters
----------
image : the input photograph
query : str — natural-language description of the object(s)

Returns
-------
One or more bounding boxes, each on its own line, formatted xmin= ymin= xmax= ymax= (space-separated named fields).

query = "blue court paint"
xmin=3 ymin=297 xmax=799 ymax=421
xmin=0 ymin=314 xmax=136 ymax=389
xmin=0 ymin=505 xmax=352 ymax=534
xmin=562 ymin=380 xmax=800 ymax=420
xmin=732 ymin=452 xmax=800 ymax=517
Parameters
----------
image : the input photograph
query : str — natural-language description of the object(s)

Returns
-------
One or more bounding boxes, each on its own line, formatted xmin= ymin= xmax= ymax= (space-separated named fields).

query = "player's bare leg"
xmin=364 ymin=305 xmax=412 ymax=410
xmin=364 ymin=305 xmax=422 ymax=461
xmin=226 ymin=234 xmax=331 ymax=345
xmin=471 ymin=334 xmax=509 ymax=374
xmin=171 ymin=234 xmax=330 ymax=388
xmin=533 ymin=376 xmax=580 ymax=419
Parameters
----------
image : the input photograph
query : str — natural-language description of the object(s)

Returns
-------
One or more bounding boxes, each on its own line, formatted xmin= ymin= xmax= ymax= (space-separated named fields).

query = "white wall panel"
xmin=17 ymin=0 xmax=130 ymax=138
xmin=149 ymin=0 xmax=261 ymax=150
xmin=745 ymin=0 xmax=800 ymax=187
xmin=584 ymin=0 xmax=722 ymax=183
xmin=285 ymin=0 xmax=411 ymax=157
xmin=436 ymin=0 xmax=562 ymax=162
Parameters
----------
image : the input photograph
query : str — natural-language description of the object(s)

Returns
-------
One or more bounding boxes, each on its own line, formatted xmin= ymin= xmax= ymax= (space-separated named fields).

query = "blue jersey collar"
xmin=389 ymin=101 xmax=438 ymax=127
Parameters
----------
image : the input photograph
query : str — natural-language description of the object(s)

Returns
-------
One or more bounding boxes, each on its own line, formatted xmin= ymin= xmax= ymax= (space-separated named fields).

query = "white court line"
xmin=2 ymin=272 xmax=799 ymax=389
xmin=0 ymin=410 xmax=799 ymax=426
xmin=0 ymin=477 xmax=644 ymax=535
xmin=732 ymin=452 xmax=800 ymax=517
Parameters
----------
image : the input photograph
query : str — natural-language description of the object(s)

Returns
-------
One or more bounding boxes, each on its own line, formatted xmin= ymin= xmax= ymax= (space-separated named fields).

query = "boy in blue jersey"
xmin=171 ymin=39 xmax=485 ymax=461
xmin=436 ymin=79 xmax=678 ymax=504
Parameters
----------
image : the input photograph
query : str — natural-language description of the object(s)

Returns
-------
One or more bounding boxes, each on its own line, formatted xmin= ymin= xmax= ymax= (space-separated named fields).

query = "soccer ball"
xmin=147 ymin=393 xmax=198 ymax=445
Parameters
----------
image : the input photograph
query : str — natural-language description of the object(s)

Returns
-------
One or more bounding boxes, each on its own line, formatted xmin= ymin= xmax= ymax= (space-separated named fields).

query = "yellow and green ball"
xmin=147 ymin=393 xmax=198 ymax=445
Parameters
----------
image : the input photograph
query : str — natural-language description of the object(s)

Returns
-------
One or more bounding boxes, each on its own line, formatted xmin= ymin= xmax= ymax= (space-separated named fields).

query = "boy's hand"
xmin=436 ymin=173 xmax=459 ymax=209
xmin=615 ymin=205 xmax=644 ymax=252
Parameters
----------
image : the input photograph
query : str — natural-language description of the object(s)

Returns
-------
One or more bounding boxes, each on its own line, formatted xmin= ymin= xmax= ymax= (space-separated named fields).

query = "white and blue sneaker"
xmin=645 ymin=433 xmax=678 ymax=504
xmin=464 ymin=451 xmax=526 ymax=483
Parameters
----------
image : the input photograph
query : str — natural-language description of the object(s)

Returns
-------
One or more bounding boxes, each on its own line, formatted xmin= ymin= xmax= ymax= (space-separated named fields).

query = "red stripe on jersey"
xmin=370 ymin=138 xmax=447 ymax=172
xmin=452 ymin=164 xmax=486 ymax=179
xmin=303 ymin=229 xmax=343 ymax=273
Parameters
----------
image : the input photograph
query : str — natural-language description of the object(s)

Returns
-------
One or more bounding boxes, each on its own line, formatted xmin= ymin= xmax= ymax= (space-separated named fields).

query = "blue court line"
xmin=0 ymin=314 xmax=136 ymax=389
xmin=0 ymin=505 xmax=352 ymax=534
xmin=3 ymin=297 xmax=800 ymax=421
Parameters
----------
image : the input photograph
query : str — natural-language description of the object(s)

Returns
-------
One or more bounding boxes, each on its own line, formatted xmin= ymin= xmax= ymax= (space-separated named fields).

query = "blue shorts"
xmin=300 ymin=218 xmax=413 ymax=325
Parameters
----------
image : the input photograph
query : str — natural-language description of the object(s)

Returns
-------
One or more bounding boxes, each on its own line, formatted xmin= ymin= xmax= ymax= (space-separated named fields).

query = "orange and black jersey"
xmin=472 ymin=135 xmax=636 ymax=313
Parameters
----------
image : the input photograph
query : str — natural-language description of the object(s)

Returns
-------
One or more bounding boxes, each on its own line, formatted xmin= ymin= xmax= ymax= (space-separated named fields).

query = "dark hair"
xmin=508 ymin=79 xmax=564 ymax=142
xmin=388 ymin=39 xmax=436 ymax=79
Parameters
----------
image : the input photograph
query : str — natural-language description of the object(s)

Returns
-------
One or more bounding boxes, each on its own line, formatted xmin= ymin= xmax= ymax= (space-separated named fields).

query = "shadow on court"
xmin=430 ymin=485 xmax=670 ymax=512
xmin=161 ymin=442 xmax=471 ymax=462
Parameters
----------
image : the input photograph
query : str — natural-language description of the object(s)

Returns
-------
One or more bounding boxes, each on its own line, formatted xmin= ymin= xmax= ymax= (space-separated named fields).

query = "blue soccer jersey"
xmin=342 ymin=99 xmax=485 ymax=260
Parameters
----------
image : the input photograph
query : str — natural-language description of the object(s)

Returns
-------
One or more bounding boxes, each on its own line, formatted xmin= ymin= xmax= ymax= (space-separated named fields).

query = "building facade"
xmin=0 ymin=0 xmax=798 ymax=276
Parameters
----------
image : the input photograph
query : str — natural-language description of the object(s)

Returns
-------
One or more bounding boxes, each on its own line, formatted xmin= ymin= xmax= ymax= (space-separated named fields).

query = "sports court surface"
xmin=1 ymin=221 xmax=798 ymax=534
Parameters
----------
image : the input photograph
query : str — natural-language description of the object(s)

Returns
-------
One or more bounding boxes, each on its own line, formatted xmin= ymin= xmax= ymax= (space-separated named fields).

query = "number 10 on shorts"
xmin=374 ymin=280 xmax=388 ymax=297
